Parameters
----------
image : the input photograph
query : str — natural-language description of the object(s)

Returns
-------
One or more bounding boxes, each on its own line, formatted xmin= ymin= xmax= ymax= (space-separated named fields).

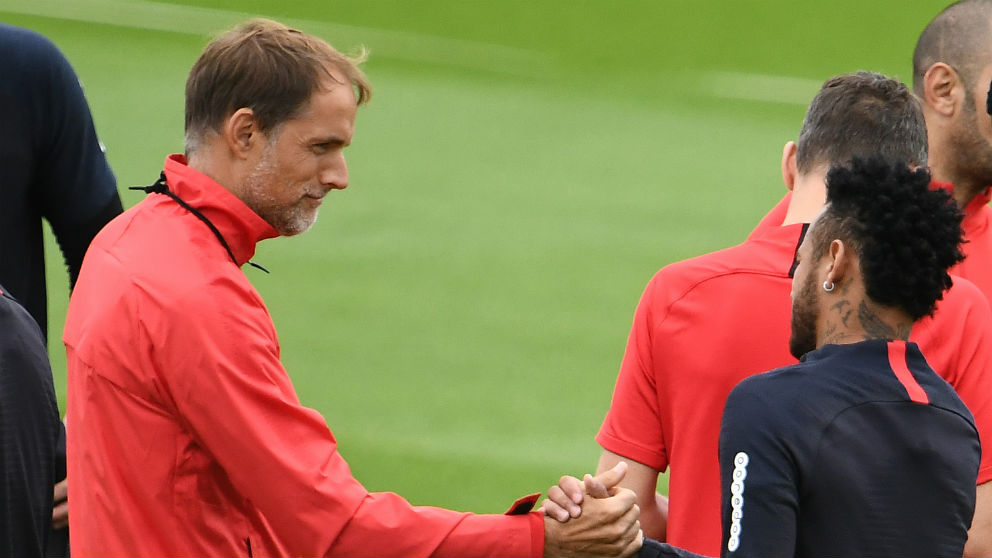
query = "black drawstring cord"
xmin=129 ymin=172 xmax=269 ymax=273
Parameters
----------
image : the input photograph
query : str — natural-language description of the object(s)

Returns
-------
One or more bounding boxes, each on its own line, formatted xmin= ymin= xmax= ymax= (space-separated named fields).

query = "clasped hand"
xmin=541 ymin=462 xmax=642 ymax=557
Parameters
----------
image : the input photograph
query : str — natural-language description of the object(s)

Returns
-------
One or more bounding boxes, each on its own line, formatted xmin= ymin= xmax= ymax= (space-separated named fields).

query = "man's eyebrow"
xmin=310 ymin=135 xmax=349 ymax=146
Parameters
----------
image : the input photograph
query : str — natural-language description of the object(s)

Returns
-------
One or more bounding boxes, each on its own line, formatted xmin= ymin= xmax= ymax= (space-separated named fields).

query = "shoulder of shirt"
xmin=731 ymin=360 xmax=806 ymax=393
xmin=0 ymin=24 xmax=69 ymax=73
xmin=723 ymin=363 xmax=812 ymax=430
xmin=726 ymin=357 xmax=860 ymax=435
xmin=643 ymin=234 xmax=793 ymax=303
xmin=932 ymin=273 xmax=989 ymax=319
xmin=86 ymin=199 xmax=253 ymax=302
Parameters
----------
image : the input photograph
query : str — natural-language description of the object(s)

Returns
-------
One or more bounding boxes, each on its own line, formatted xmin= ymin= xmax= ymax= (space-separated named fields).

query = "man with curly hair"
xmin=574 ymin=159 xmax=981 ymax=558
xmin=542 ymin=71 xmax=992 ymax=556
xmin=715 ymin=157 xmax=979 ymax=557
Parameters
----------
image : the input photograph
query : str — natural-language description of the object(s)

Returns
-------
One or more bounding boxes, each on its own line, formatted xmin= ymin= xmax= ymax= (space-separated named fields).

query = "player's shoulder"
xmin=0 ymin=23 xmax=68 ymax=71
xmin=649 ymin=240 xmax=765 ymax=290
xmin=929 ymin=273 xmax=991 ymax=324
xmin=0 ymin=286 xmax=45 ymax=342
xmin=642 ymin=235 xmax=792 ymax=310
xmin=87 ymin=198 xmax=242 ymax=292
xmin=727 ymin=362 xmax=808 ymax=411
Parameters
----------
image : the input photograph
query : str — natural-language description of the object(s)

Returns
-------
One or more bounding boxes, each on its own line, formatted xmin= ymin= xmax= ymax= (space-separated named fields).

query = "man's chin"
xmin=274 ymin=213 xmax=318 ymax=236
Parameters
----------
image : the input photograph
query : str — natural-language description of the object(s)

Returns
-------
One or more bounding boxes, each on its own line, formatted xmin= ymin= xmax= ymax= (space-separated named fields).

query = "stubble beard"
xmin=950 ymin=98 xmax=992 ymax=195
xmin=241 ymin=148 xmax=320 ymax=237
xmin=788 ymin=270 xmax=820 ymax=360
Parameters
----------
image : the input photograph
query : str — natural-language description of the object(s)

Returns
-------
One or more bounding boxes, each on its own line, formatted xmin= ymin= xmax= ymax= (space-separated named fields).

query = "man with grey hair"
xmin=64 ymin=18 xmax=642 ymax=558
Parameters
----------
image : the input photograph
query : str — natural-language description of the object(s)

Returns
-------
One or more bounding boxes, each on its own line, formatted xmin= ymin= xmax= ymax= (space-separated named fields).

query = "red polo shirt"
xmin=598 ymin=211 xmax=992 ymax=556
xmin=936 ymin=183 xmax=992 ymax=303
xmin=64 ymin=155 xmax=544 ymax=557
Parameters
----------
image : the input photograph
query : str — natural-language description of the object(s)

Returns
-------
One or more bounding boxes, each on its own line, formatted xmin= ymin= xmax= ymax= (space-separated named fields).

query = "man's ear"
xmin=223 ymin=108 xmax=260 ymax=159
xmin=922 ymin=63 xmax=963 ymax=117
xmin=781 ymin=141 xmax=798 ymax=192
xmin=826 ymin=239 xmax=853 ymax=284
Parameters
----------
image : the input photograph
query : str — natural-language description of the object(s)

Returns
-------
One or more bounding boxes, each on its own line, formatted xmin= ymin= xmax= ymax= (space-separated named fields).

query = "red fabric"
xmin=755 ymin=186 xmax=992 ymax=303
xmin=887 ymin=341 xmax=929 ymax=404
xmin=599 ymin=212 xmax=992 ymax=556
xmin=597 ymin=223 xmax=803 ymax=555
xmin=936 ymin=182 xmax=992 ymax=303
xmin=64 ymin=155 xmax=543 ymax=558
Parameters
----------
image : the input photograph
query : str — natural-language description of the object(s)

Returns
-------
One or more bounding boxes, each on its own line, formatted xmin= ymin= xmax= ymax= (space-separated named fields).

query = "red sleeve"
xmin=596 ymin=276 xmax=670 ymax=471
xmin=160 ymin=281 xmax=367 ymax=555
xmin=161 ymin=281 xmax=541 ymax=557
xmin=328 ymin=500 xmax=543 ymax=558
xmin=912 ymin=277 xmax=992 ymax=484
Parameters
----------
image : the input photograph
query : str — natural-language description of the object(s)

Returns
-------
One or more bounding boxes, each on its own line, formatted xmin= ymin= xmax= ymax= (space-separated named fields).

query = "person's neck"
xmin=929 ymin=134 xmax=986 ymax=208
xmin=186 ymin=145 xmax=244 ymax=200
xmin=817 ymin=295 xmax=913 ymax=349
xmin=782 ymin=170 xmax=827 ymax=225
xmin=932 ymin=166 xmax=986 ymax=208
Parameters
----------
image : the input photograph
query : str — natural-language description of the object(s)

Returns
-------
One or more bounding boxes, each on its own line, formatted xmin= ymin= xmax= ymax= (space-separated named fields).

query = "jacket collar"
xmin=162 ymin=154 xmax=278 ymax=266
xmin=932 ymin=180 xmax=992 ymax=219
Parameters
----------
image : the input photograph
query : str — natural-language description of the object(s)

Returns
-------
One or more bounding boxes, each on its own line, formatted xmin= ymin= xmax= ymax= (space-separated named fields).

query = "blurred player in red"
xmin=914 ymin=0 xmax=992 ymax=310
xmin=542 ymin=71 xmax=992 ymax=556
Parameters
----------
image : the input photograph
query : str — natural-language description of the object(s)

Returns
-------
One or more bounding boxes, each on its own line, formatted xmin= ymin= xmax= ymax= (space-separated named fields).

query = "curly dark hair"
xmin=810 ymin=157 xmax=964 ymax=320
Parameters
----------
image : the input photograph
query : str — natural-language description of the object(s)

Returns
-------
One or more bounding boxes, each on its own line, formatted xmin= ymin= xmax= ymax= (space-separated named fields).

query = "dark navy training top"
xmin=717 ymin=339 xmax=979 ymax=558
xmin=0 ymin=23 xmax=120 ymax=337
xmin=0 ymin=286 xmax=61 ymax=556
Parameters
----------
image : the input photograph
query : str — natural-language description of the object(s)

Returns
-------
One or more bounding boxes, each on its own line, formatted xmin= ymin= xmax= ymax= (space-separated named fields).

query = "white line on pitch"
xmin=0 ymin=0 xmax=553 ymax=77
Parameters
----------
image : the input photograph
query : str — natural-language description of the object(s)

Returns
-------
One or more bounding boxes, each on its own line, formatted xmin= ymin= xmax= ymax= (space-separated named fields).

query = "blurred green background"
xmin=0 ymin=0 xmax=948 ymax=512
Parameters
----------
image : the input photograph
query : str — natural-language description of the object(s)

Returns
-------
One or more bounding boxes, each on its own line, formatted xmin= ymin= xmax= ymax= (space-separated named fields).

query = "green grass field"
xmin=0 ymin=0 xmax=950 ymax=512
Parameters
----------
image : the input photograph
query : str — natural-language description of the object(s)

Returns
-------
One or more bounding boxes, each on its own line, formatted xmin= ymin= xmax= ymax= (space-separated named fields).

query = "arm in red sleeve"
xmin=157 ymin=280 xmax=540 ymax=557
xmin=155 ymin=280 xmax=367 ymax=555
xmin=327 ymin=494 xmax=543 ymax=558
xmin=596 ymin=275 xmax=669 ymax=471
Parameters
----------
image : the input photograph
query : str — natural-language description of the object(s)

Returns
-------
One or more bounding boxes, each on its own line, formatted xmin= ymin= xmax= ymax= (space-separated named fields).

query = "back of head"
xmin=796 ymin=72 xmax=927 ymax=173
xmin=813 ymin=157 xmax=964 ymax=320
xmin=913 ymin=0 xmax=992 ymax=96
xmin=184 ymin=18 xmax=372 ymax=153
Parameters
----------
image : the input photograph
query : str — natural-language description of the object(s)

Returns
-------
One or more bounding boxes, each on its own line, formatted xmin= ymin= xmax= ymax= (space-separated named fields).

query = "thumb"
xmin=584 ymin=474 xmax=609 ymax=499
xmin=594 ymin=461 xmax=628 ymax=489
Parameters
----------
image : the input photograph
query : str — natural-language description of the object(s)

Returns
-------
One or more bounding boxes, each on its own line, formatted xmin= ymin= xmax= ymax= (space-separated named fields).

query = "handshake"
xmin=541 ymin=462 xmax=643 ymax=557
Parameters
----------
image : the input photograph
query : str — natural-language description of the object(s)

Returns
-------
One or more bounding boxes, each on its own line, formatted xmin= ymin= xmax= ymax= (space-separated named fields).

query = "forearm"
xmin=964 ymin=481 xmax=992 ymax=557
xmin=640 ymin=492 xmax=669 ymax=541
xmin=596 ymin=451 xmax=666 ymax=541
xmin=326 ymin=492 xmax=542 ymax=558
xmin=433 ymin=512 xmax=543 ymax=558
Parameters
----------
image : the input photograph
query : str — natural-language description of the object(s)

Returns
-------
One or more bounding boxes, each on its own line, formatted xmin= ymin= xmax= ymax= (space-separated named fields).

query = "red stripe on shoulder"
xmin=887 ymin=340 xmax=929 ymax=404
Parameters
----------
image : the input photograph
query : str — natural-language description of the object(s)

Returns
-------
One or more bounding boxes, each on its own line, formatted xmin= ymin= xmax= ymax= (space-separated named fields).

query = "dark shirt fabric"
xmin=0 ymin=286 xmax=61 ymax=556
xmin=640 ymin=538 xmax=707 ymax=558
xmin=0 ymin=24 xmax=121 ymax=557
xmin=718 ymin=340 xmax=979 ymax=558
xmin=0 ymin=23 xmax=120 ymax=338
